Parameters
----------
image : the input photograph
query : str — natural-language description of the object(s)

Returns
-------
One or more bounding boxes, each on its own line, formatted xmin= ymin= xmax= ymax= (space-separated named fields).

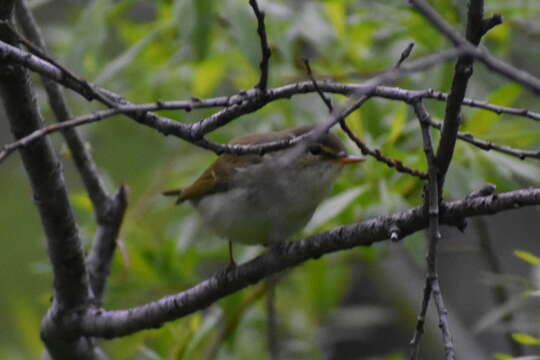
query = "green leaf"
xmin=512 ymin=333 xmax=540 ymax=345
xmin=514 ymin=250 xmax=540 ymax=266
xmin=70 ymin=192 xmax=92 ymax=212
xmin=304 ymin=186 xmax=368 ymax=232
xmin=388 ymin=103 xmax=407 ymax=144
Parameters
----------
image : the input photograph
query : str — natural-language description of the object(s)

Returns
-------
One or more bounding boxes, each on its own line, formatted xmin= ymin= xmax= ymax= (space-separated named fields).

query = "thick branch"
xmin=69 ymin=188 xmax=540 ymax=339
xmin=412 ymin=0 xmax=494 ymax=190
xmin=14 ymin=0 xmax=127 ymax=306
xmin=14 ymin=0 xmax=111 ymax=213
xmin=0 ymin=6 xmax=99 ymax=359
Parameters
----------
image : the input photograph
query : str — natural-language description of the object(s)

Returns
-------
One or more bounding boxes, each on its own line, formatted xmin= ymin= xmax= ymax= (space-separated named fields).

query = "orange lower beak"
xmin=336 ymin=155 xmax=365 ymax=165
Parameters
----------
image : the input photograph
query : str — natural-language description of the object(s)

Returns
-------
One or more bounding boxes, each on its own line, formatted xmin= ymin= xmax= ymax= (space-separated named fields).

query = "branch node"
xmin=465 ymin=183 xmax=496 ymax=199
xmin=389 ymin=225 xmax=401 ymax=242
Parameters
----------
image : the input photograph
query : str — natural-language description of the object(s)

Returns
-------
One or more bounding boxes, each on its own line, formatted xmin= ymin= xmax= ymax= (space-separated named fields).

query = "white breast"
xmin=193 ymin=153 xmax=343 ymax=245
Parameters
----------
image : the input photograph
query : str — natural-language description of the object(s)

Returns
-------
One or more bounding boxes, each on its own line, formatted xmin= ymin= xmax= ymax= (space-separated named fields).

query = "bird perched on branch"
xmin=163 ymin=125 xmax=364 ymax=266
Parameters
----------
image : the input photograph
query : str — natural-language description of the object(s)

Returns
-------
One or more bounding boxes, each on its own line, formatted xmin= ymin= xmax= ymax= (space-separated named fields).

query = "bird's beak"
xmin=335 ymin=154 xmax=365 ymax=165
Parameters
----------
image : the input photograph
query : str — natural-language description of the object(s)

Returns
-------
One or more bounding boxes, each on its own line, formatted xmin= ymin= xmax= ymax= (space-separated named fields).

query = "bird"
xmin=163 ymin=125 xmax=364 ymax=266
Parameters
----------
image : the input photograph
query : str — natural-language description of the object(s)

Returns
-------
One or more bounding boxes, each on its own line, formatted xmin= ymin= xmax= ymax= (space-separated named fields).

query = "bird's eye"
xmin=308 ymin=144 xmax=322 ymax=155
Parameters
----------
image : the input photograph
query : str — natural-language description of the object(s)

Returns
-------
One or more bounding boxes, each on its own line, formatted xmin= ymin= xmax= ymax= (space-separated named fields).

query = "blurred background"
xmin=1 ymin=0 xmax=540 ymax=359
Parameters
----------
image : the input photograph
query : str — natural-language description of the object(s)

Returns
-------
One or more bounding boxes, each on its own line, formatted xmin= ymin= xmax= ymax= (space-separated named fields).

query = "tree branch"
xmin=303 ymin=58 xmax=428 ymax=179
xmin=86 ymin=185 xmax=128 ymax=305
xmin=409 ymin=0 xmax=540 ymax=94
xmin=2 ymin=81 xmax=538 ymax=165
xmin=410 ymin=101 xmax=455 ymax=359
xmin=66 ymin=188 xmax=540 ymax=339
xmin=248 ymin=0 xmax=271 ymax=92
xmin=412 ymin=0 xmax=496 ymax=190
xmin=0 ymin=4 xmax=100 ymax=358
xmin=14 ymin=0 xmax=128 ymax=306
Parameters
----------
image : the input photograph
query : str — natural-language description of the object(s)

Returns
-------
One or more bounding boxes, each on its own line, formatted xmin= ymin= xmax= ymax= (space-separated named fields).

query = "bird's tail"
xmin=162 ymin=188 xmax=186 ymax=204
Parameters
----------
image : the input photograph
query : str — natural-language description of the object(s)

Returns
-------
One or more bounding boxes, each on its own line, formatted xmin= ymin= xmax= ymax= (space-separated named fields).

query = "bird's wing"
xmin=162 ymin=129 xmax=300 ymax=204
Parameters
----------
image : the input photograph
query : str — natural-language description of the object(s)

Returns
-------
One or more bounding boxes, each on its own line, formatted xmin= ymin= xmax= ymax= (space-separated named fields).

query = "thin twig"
xmin=2 ymin=81 xmax=539 ymax=165
xmin=395 ymin=42 xmax=415 ymax=68
xmin=411 ymin=101 xmax=455 ymax=360
xmin=304 ymin=58 xmax=428 ymax=179
xmin=248 ymin=0 xmax=271 ymax=92
xmin=427 ymin=117 xmax=540 ymax=160
xmin=0 ymin=19 xmax=117 ymax=107
xmin=409 ymin=0 xmax=540 ymax=95
xmin=303 ymin=59 xmax=334 ymax=111
xmin=341 ymin=123 xmax=428 ymax=179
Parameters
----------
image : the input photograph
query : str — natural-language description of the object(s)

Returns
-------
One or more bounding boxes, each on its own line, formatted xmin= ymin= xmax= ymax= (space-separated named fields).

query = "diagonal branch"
xmin=303 ymin=58 xmax=427 ymax=179
xmin=14 ymin=0 xmax=128 ymax=306
xmin=86 ymin=185 xmax=128 ymax=305
xmin=409 ymin=0 xmax=540 ymax=95
xmin=411 ymin=0 xmax=499 ymax=190
xmin=0 ymin=4 xmax=100 ymax=358
xmin=70 ymin=187 xmax=540 ymax=339
xmin=14 ymin=0 xmax=110 ymax=212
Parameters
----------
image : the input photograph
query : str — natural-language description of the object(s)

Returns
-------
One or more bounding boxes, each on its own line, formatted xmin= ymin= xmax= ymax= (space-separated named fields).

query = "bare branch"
xmin=341 ymin=122 xmax=428 ymax=179
xmin=86 ymin=186 xmax=128 ymax=305
xmin=409 ymin=0 xmax=540 ymax=94
xmin=14 ymin=0 xmax=128 ymax=306
xmin=426 ymin=117 xmax=540 ymax=160
xmin=70 ymin=187 xmax=540 ymax=339
xmin=410 ymin=101 xmax=455 ymax=359
xmin=413 ymin=0 xmax=494 ymax=190
xmin=395 ymin=42 xmax=415 ymax=68
xmin=14 ymin=0 xmax=111 ymax=213
xmin=304 ymin=58 xmax=428 ymax=179
xmin=0 ymin=5 xmax=99 ymax=358
xmin=303 ymin=59 xmax=334 ymax=111
xmin=2 ymin=81 xmax=539 ymax=165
